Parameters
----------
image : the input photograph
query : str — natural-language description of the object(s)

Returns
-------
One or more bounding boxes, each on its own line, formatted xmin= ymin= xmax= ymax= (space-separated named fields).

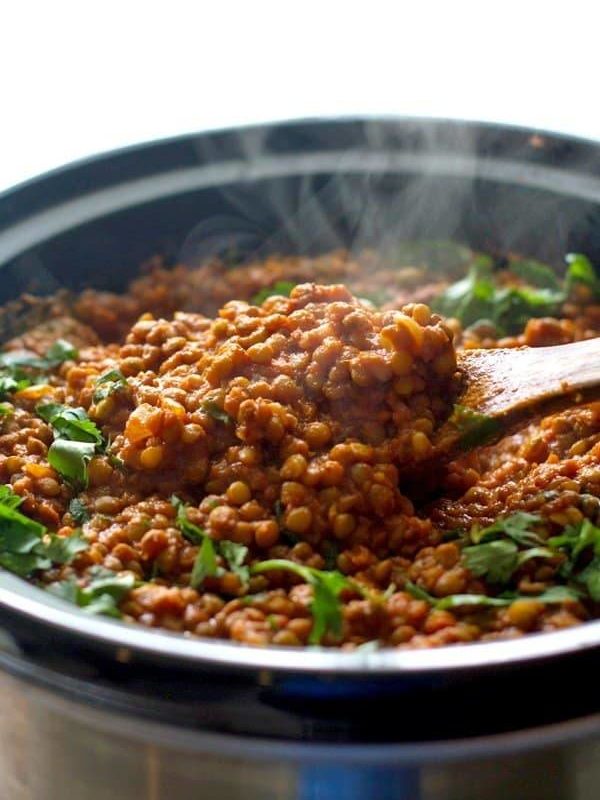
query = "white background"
xmin=1 ymin=1 xmax=599 ymax=193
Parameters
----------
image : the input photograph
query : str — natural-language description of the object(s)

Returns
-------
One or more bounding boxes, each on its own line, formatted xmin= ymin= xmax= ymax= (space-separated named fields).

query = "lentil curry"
xmin=1 ymin=243 xmax=599 ymax=649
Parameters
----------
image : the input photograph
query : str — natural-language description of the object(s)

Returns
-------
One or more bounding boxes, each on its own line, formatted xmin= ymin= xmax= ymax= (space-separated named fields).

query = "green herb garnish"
xmin=471 ymin=512 xmax=546 ymax=546
xmin=47 ymin=440 xmax=96 ymax=487
xmin=548 ymin=519 xmax=600 ymax=601
xmin=172 ymin=496 xmax=250 ymax=587
xmin=37 ymin=403 xmax=105 ymax=488
xmin=449 ymin=404 xmax=501 ymax=450
xmin=93 ymin=369 xmax=128 ymax=403
xmin=461 ymin=512 xmax=555 ymax=585
xmin=190 ymin=536 xmax=220 ymax=588
xmin=0 ymin=485 xmax=86 ymax=576
xmin=0 ymin=339 xmax=78 ymax=401
xmin=0 ymin=339 xmax=78 ymax=372
xmin=37 ymin=403 xmax=104 ymax=445
xmin=432 ymin=260 xmax=564 ymax=334
xmin=218 ymin=540 xmax=250 ymax=584
xmin=251 ymin=281 xmax=296 ymax=305
xmin=463 ymin=540 xmax=555 ymax=585
xmin=171 ymin=495 xmax=206 ymax=544
xmin=43 ymin=339 xmax=79 ymax=367
xmin=509 ymin=258 xmax=561 ymax=289
xmin=251 ymin=559 xmax=357 ymax=644
xmin=48 ymin=566 xmax=135 ymax=618
xmin=42 ymin=530 xmax=88 ymax=564
xmin=565 ymin=253 xmax=600 ymax=297
xmin=68 ymin=497 xmax=91 ymax=525
xmin=202 ymin=401 xmax=234 ymax=425
xmin=405 ymin=581 xmax=579 ymax=609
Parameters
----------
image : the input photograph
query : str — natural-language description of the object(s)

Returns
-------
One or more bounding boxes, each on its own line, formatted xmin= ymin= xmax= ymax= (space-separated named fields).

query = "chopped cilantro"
xmin=47 ymin=439 xmax=96 ymax=488
xmin=172 ymin=496 xmax=250 ymax=587
xmin=432 ymin=260 xmax=564 ymax=334
xmin=565 ymin=253 xmax=600 ymax=297
xmin=472 ymin=512 xmax=546 ymax=547
xmin=48 ymin=566 xmax=135 ymax=618
xmin=251 ymin=559 xmax=357 ymax=644
xmin=93 ymin=369 xmax=128 ymax=403
xmin=463 ymin=539 xmax=555 ymax=585
xmin=449 ymin=404 xmax=501 ymax=450
xmin=463 ymin=540 xmax=521 ymax=584
xmin=0 ymin=485 xmax=86 ymax=577
xmin=43 ymin=339 xmax=79 ymax=366
xmin=37 ymin=403 xmax=105 ymax=488
xmin=171 ymin=495 xmax=206 ymax=544
xmin=218 ymin=540 xmax=250 ymax=584
xmin=37 ymin=403 xmax=104 ymax=445
xmin=68 ymin=497 xmax=91 ymax=525
xmin=251 ymin=281 xmax=296 ymax=305
xmin=405 ymin=581 xmax=579 ymax=609
xmin=190 ymin=536 xmax=220 ymax=588
xmin=509 ymin=258 xmax=561 ymax=289
xmin=202 ymin=401 xmax=233 ymax=425
xmin=548 ymin=519 xmax=600 ymax=601
xmin=42 ymin=530 xmax=88 ymax=564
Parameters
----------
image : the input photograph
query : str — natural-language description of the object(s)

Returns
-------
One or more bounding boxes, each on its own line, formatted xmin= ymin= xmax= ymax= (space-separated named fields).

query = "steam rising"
xmin=179 ymin=119 xmax=596 ymax=272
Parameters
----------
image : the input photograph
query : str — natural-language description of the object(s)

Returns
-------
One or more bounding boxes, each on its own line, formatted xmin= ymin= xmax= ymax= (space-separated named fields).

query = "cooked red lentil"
xmin=1 ymin=244 xmax=599 ymax=649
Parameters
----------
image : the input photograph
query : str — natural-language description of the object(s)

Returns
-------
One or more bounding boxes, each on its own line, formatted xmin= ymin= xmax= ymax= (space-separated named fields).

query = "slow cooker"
xmin=0 ymin=118 xmax=598 ymax=800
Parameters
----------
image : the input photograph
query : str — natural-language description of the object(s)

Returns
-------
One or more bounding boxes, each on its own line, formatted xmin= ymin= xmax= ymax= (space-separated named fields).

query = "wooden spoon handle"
xmin=457 ymin=337 xmax=600 ymax=418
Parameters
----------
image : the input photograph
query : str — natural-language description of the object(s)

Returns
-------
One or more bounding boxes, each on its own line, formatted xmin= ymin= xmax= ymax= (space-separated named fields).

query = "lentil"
xmin=0 ymin=248 xmax=598 ymax=649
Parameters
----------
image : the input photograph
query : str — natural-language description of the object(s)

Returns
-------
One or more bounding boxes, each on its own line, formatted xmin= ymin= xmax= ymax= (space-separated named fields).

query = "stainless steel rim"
xmin=1 ymin=571 xmax=599 ymax=674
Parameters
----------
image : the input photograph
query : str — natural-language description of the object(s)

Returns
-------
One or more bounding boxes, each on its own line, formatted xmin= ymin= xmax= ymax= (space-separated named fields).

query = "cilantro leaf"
xmin=0 ymin=484 xmax=25 ymax=510
xmin=190 ymin=536 xmax=220 ymax=588
xmin=44 ymin=339 xmax=79 ymax=366
xmin=548 ymin=519 xmax=600 ymax=600
xmin=48 ymin=439 xmax=96 ymax=487
xmin=171 ymin=495 xmax=206 ymax=544
xmin=509 ymin=258 xmax=561 ymax=289
xmin=463 ymin=540 xmax=519 ymax=584
xmin=93 ymin=369 xmax=128 ymax=403
xmin=251 ymin=281 xmax=296 ymax=305
xmin=68 ymin=497 xmax=90 ymax=525
xmin=0 ymin=485 xmax=86 ymax=576
xmin=565 ymin=253 xmax=600 ymax=297
xmin=37 ymin=403 xmax=105 ymax=488
xmin=0 ymin=374 xmax=30 ymax=399
xmin=432 ymin=261 xmax=496 ymax=328
xmin=43 ymin=530 xmax=88 ymax=564
xmin=37 ymin=403 xmax=104 ymax=445
xmin=578 ymin=558 xmax=600 ymax=602
xmin=218 ymin=540 xmax=250 ymax=584
xmin=472 ymin=512 xmax=546 ymax=547
xmin=405 ymin=581 xmax=580 ymax=609
xmin=449 ymin=404 xmax=501 ymax=450
xmin=0 ymin=339 xmax=78 ymax=372
xmin=432 ymin=260 xmax=564 ymax=334
xmin=202 ymin=401 xmax=233 ymax=425
xmin=251 ymin=559 xmax=356 ymax=644
xmin=48 ymin=566 xmax=135 ymax=618
xmin=172 ymin=496 xmax=249 ymax=586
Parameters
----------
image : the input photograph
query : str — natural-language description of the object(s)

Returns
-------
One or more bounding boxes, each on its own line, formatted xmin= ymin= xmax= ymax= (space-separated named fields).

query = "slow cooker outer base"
xmin=1 ymin=667 xmax=598 ymax=800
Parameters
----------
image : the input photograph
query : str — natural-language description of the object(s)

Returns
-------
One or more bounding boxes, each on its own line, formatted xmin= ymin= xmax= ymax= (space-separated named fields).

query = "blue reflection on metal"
xmin=299 ymin=765 xmax=420 ymax=800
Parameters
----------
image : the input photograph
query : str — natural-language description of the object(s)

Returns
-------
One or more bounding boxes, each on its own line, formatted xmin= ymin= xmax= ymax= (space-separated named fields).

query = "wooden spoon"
xmin=457 ymin=337 xmax=600 ymax=418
